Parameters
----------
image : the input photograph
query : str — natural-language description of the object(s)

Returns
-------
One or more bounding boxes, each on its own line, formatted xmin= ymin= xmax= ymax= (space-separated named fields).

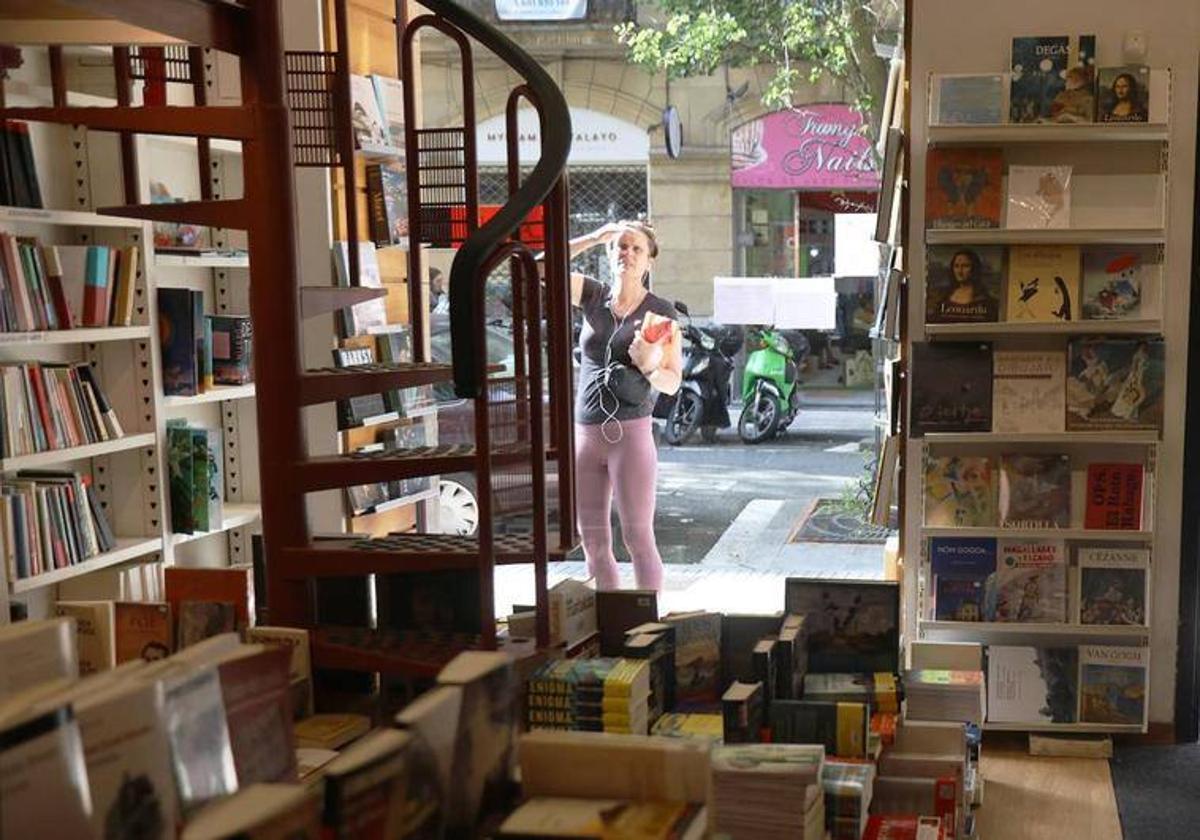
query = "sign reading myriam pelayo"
xmin=476 ymin=107 xmax=649 ymax=165
xmin=494 ymin=0 xmax=587 ymax=21
xmin=731 ymin=104 xmax=880 ymax=191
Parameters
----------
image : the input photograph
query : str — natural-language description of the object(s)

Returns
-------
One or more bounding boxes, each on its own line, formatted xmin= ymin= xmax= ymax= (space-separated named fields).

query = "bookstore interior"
xmin=0 ymin=0 xmax=1199 ymax=838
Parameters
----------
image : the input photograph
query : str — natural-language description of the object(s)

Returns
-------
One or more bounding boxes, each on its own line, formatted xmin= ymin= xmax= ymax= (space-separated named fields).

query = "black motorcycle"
xmin=656 ymin=302 xmax=743 ymax=445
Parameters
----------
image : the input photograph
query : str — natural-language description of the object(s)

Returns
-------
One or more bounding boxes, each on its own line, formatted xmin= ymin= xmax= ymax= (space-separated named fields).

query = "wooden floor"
xmin=976 ymin=735 xmax=1123 ymax=840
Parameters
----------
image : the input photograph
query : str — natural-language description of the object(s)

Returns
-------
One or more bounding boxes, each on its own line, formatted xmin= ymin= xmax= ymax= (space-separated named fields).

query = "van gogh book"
xmin=910 ymin=342 xmax=992 ymax=435
xmin=1009 ymin=36 xmax=1096 ymax=123
xmin=924 ymin=245 xmax=1002 ymax=323
xmin=1082 ymin=247 xmax=1150 ymax=320
xmin=987 ymin=645 xmax=1077 ymax=723
xmin=931 ymin=74 xmax=1005 ymax=125
xmin=992 ymin=351 xmax=1066 ymax=433
xmin=1078 ymin=645 xmax=1148 ymax=726
xmin=1076 ymin=548 xmax=1149 ymax=626
xmin=925 ymin=148 xmax=1003 ymax=229
xmin=1066 ymin=338 xmax=1164 ymax=431
xmin=923 ymin=456 xmax=996 ymax=528
xmin=1006 ymin=165 xmax=1072 ymax=229
xmin=998 ymin=454 xmax=1071 ymax=529
xmin=1006 ymin=245 xmax=1080 ymax=322
xmin=988 ymin=540 xmax=1067 ymax=623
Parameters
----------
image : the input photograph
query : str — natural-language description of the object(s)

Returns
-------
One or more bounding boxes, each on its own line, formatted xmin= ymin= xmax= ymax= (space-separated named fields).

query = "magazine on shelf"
xmin=1078 ymin=645 xmax=1148 ymax=726
xmin=1066 ymin=338 xmax=1164 ymax=431
xmin=992 ymin=350 xmax=1066 ymax=433
xmin=923 ymin=455 xmax=996 ymax=528
xmin=988 ymin=539 xmax=1067 ymax=623
xmin=924 ymin=148 xmax=1003 ymax=229
xmin=1006 ymin=245 xmax=1081 ymax=322
xmin=998 ymin=453 xmax=1071 ymax=529
xmin=931 ymin=74 xmax=1005 ymax=125
xmin=924 ymin=245 xmax=1003 ymax=323
xmin=986 ymin=645 xmax=1078 ymax=723
xmin=1009 ymin=35 xmax=1096 ymax=123
xmin=1006 ymin=165 xmax=1072 ymax=229
xmin=1097 ymin=65 xmax=1151 ymax=123
xmin=1076 ymin=548 xmax=1149 ymax=626
xmin=1082 ymin=247 xmax=1152 ymax=321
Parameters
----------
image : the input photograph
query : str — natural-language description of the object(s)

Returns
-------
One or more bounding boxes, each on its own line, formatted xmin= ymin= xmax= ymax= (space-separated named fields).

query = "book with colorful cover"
xmin=1082 ymin=247 xmax=1151 ymax=320
xmin=1006 ymin=245 xmax=1080 ymax=322
xmin=1084 ymin=463 xmax=1144 ymax=530
xmin=1066 ymin=338 xmax=1164 ymax=431
xmin=936 ymin=577 xmax=986 ymax=623
xmin=986 ymin=645 xmax=1078 ymax=723
xmin=924 ymin=148 xmax=1003 ymax=229
xmin=910 ymin=342 xmax=992 ymax=435
xmin=1006 ymin=165 xmax=1072 ymax=229
xmin=1010 ymin=36 xmax=1096 ymax=123
xmin=992 ymin=350 xmax=1066 ymax=433
xmin=998 ymin=453 xmax=1071 ymax=529
xmin=923 ymin=456 xmax=995 ymax=528
xmin=1078 ymin=645 xmax=1148 ymax=725
xmin=158 ymin=287 xmax=203 ymax=396
xmin=930 ymin=537 xmax=997 ymax=622
xmin=924 ymin=245 xmax=1002 ymax=323
xmin=1076 ymin=548 xmax=1149 ymax=626
xmin=1097 ymin=65 xmax=1151 ymax=123
xmin=663 ymin=611 xmax=721 ymax=707
xmin=988 ymin=540 xmax=1067 ymax=623
xmin=366 ymin=162 xmax=410 ymax=249
xmin=783 ymin=579 xmax=900 ymax=674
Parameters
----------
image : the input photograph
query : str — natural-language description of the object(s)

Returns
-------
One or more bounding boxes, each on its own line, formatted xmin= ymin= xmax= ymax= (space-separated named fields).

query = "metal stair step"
xmin=299 ymin=362 xmax=454 ymax=405
xmin=293 ymin=443 xmax=532 ymax=491
xmin=311 ymin=625 xmax=482 ymax=678
xmin=282 ymin=532 xmax=536 ymax=577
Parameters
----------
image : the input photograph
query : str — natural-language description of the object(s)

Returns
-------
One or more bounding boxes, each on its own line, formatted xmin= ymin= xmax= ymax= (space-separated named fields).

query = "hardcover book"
xmin=1084 ymin=463 xmax=1145 ymax=530
xmin=165 ymin=565 xmax=256 ymax=630
xmin=1082 ymin=248 xmax=1150 ymax=320
xmin=924 ymin=148 xmax=1003 ymax=229
xmin=663 ymin=611 xmax=722 ymax=707
xmin=930 ymin=537 xmax=997 ymax=622
xmin=160 ymin=666 xmax=239 ymax=815
xmin=770 ymin=699 xmax=870 ymax=758
xmin=1006 ymin=165 xmax=1072 ymax=229
xmin=114 ymin=601 xmax=172 ymax=663
xmin=1078 ymin=645 xmax=1148 ymax=725
xmin=178 ymin=601 xmax=237 ymax=648
xmin=1076 ymin=548 xmax=1149 ymax=626
xmin=158 ymin=287 xmax=203 ymax=396
xmin=54 ymin=600 xmax=115 ymax=675
xmin=989 ymin=540 xmax=1067 ymax=623
xmin=783 ymin=578 xmax=900 ymax=674
xmin=1066 ymin=338 xmax=1164 ymax=431
xmin=1009 ymin=36 xmax=1096 ymax=123
xmin=720 ymin=613 xmax=784 ymax=686
xmin=167 ymin=423 xmax=195 ymax=533
xmin=910 ymin=342 xmax=992 ymax=435
xmin=923 ymin=455 xmax=996 ymax=527
xmin=322 ymin=728 xmax=419 ymax=838
xmin=924 ymin=245 xmax=1002 ymax=323
xmin=721 ymin=680 xmax=764 ymax=744
xmin=366 ymin=162 xmax=410 ymax=249
xmin=349 ymin=74 xmax=389 ymax=148
xmin=595 ymin=589 xmax=658 ymax=657
xmin=1097 ymin=65 xmax=1151 ymax=123
xmin=936 ymin=577 xmax=986 ymax=623
xmin=0 ymin=701 xmax=93 ymax=838
xmin=986 ymin=645 xmax=1077 ymax=723
xmin=931 ymin=74 xmax=1005 ymax=125
xmin=998 ymin=453 xmax=1071 ymax=528
xmin=1006 ymin=245 xmax=1080 ymax=322
xmin=992 ymin=350 xmax=1066 ymax=433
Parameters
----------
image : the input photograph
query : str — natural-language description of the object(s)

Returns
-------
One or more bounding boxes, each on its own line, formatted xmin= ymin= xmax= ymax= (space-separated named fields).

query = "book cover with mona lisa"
xmin=926 ymin=245 xmax=1003 ymax=323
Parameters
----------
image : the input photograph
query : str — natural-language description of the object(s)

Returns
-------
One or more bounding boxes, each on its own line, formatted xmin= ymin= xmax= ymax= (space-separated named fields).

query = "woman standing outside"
xmin=565 ymin=220 xmax=682 ymax=591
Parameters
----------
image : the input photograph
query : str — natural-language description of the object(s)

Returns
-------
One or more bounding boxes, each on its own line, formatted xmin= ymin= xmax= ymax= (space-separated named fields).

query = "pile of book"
xmin=711 ymin=744 xmax=826 ymax=839
xmin=0 ymin=361 xmax=124 ymax=458
xmin=0 ymin=235 xmax=141 ymax=332
xmin=823 ymin=758 xmax=876 ymax=840
xmin=0 ymin=469 xmax=116 ymax=580
xmin=525 ymin=657 xmax=650 ymax=734
xmin=166 ymin=421 xmax=224 ymax=536
xmin=0 ymin=120 xmax=42 ymax=208
xmin=158 ymin=288 xmax=253 ymax=397
xmin=904 ymin=670 xmax=987 ymax=723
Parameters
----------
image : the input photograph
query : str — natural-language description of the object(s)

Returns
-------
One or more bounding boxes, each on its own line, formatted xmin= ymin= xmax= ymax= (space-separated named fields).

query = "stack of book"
xmin=711 ymin=744 xmax=826 ymax=839
xmin=525 ymin=658 xmax=651 ymax=734
xmin=158 ymin=288 xmax=254 ymax=397
xmin=0 ymin=236 xmax=140 ymax=331
xmin=165 ymin=565 xmax=255 ymax=648
xmin=803 ymin=672 xmax=900 ymax=714
xmin=904 ymin=670 xmax=987 ymax=724
xmin=1 ymin=470 xmax=117 ymax=579
xmin=822 ymin=759 xmax=876 ymax=840
xmin=0 ymin=362 xmax=124 ymax=458
xmin=166 ymin=421 xmax=224 ymax=536
xmin=650 ymin=712 xmax=724 ymax=742
xmin=622 ymin=621 xmax=675 ymax=726
xmin=0 ymin=121 xmax=43 ymax=208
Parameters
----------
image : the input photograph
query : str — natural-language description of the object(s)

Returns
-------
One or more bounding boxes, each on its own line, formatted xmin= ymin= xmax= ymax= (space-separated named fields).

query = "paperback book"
xmin=998 ymin=453 xmax=1071 ymax=529
xmin=1006 ymin=165 xmax=1072 ymax=229
xmin=992 ymin=350 xmax=1066 ymax=433
xmin=1078 ymin=645 xmax=1148 ymax=725
xmin=924 ymin=245 xmax=1002 ymax=323
xmin=909 ymin=342 xmax=993 ymax=435
xmin=930 ymin=537 xmax=997 ymax=622
xmin=1010 ymin=35 xmax=1096 ymax=123
xmin=1097 ymin=66 xmax=1151 ymax=123
xmin=925 ymin=148 xmax=1003 ymax=229
xmin=370 ymin=74 xmax=406 ymax=149
xmin=349 ymin=74 xmax=389 ymax=148
xmin=988 ymin=540 xmax=1067 ymax=623
xmin=923 ymin=455 xmax=996 ymax=528
xmin=1076 ymin=548 xmax=1149 ymax=626
xmin=366 ymin=162 xmax=410 ymax=249
xmin=1084 ymin=462 xmax=1145 ymax=531
xmin=986 ymin=645 xmax=1078 ymax=723
xmin=1066 ymin=338 xmax=1164 ymax=431
xmin=931 ymin=74 xmax=1005 ymax=125
xmin=1082 ymin=248 xmax=1150 ymax=320
xmin=1006 ymin=245 xmax=1081 ymax=322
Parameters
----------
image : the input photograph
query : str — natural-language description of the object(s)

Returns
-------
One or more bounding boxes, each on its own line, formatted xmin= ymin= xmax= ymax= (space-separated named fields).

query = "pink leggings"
xmin=574 ymin=416 xmax=664 ymax=591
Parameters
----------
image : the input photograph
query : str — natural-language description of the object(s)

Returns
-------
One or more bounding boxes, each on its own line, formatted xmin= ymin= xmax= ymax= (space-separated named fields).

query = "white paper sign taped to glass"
xmin=713 ymin=276 xmax=837 ymax=330
xmin=495 ymin=0 xmax=587 ymax=21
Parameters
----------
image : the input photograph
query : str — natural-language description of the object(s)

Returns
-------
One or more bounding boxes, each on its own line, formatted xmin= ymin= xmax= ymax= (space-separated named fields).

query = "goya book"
xmin=923 ymin=455 xmax=995 ymax=527
xmin=988 ymin=540 xmax=1067 ymax=623
xmin=1006 ymin=245 xmax=1080 ymax=322
xmin=1006 ymin=165 xmax=1072 ymax=229
xmin=986 ymin=645 xmax=1077 ymax=723
xmin=1066 ymin=338 xmax=1164 ymax=431
xmin=1084 ymin=462 xmax=1144 ymax=530
xmin=910 ymin=342 xmax=992 ymax=435
xmin=924 ymin=148 xmax=1003 ymax=229
xmin=924 ymin=245 xmax=1002 ymax=323
xmin=1076 ymin=548 xmax=1149 ymax=626
xmin=1082 ymin=248 xmax=1151 ymax=320
xmin=998 ymin=453 xmax=1071 ymax=529
xmin=931 ymin=74 xmax=1005 ymax=125
xmin=1078 ymin=645 xmax=1148 ymax=725
xmin=1010 ymin=35 xmax=1096 ymax=123
xmin=1097 ymin=65 xmax=1151 ymax=123
xmin=992 ymin=350 xmax=1066 ymax=434
xmin=662 ymin=611 xmax=721 ymax=707
xmin=783 ymin=578 xmax=900 ymax=674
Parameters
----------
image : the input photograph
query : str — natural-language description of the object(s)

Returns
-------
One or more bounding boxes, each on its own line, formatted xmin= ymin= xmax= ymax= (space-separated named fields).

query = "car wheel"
xmin=437 ymin=477 xmax=479 ymax=536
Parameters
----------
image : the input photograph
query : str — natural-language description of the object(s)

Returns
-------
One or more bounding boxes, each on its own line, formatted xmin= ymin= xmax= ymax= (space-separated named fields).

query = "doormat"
xmin=788 ymin=497 xmax=893 ymax=544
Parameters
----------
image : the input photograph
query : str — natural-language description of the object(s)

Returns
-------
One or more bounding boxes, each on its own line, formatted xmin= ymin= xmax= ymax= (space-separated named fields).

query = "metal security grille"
xmin=480 ymin=165 xmax=649 ymax=285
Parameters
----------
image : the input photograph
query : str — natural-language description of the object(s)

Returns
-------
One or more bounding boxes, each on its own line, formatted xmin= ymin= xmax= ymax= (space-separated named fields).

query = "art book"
xmin=370 ymin=74 xmax=406 ymax=150
xmin=986 ymin=645 xmax=1078 ymax=723
xmin=930 ymin=537 xmax=997 ymax=621
xmin=1006 ymin=244 xmax=1081 ymax=322
xmin=924 ymin=245 xmax=1003 ymax=323
xmin=931 ymin=74 xmax=1005 ymax=125
xmin=998 ymin=453 xmax=1071 ymax=529
xmin=349 ymin=74 xmax=389 ymax=148
xmin=1082 ymin=247 xmax=1152 ymax=320
xmin=909 ymin=342 xmax=992 ymax=435
xmin=925 ymin=148 xmax=1003 ymax=229
xmin=924 ymin=456 xmax=995 ymax=528
xmin=1078 ymin=645 xmax=1148 ymax=726
xmin=1097 ymin=65 xmax=1151 ymax=123
xmin=988 ymin=540 xmax=1067 ymax=623
xmin=1066 ymin=338 xmax=1164 ymax=431
xmin=1076 ymin=548 xmax=1149 ymax=626
xmin=1010 ymin=35 xmax=1096 ymax=123
xmin=333 ymin=241 xmax=388 ymax=338
xmin=783 ymin=578 xmax=900 ymax=674
xmin=936 ymin=578 xmax=986 ymax=623
xmin=1084 ymin=462 xmax=1145 ymax=531
xmin=992 ymin=350 xmax=1066 ymax=434
xmin=1006 ymin=165 xmax=1072 ymax=229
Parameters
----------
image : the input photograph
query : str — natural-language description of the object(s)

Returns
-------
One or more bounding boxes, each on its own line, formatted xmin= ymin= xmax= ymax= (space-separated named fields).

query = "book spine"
xmin=13 ymin=121 xmax=42 ymax=208
xmin=76 ymin=364 xmax=123 ymax=438
xmin=1 ymin=233 xmax=35 ymax=331
xmin=82 ymin=246 xmax=109 ymax=327
xmin=366 ymin=164 xmax=390 ymax=248
xmin=4 ymin=121 xmax=32 ymax=207
xmin=40 ymin=246 xmax=75 ymax=329
xmin=17 ymin=244 xmax=48 ymax=330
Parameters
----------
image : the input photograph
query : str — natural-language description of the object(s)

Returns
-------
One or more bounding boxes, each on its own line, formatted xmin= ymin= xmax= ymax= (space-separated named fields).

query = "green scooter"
xmin=738 ymin=327 xmax=802 ymax=444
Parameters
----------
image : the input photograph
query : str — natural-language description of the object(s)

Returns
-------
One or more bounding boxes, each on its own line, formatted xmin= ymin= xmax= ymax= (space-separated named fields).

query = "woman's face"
xmin=613 ymin=228 xmax=653 ymax=285
xmin=1114 ymin=76 xmax=1131 ymax=100
xmin=950 ymin=254 xmax=974 ymax=284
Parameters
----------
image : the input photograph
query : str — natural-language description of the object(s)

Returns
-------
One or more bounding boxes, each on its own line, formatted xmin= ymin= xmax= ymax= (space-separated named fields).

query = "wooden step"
xmin=101 ymin=199 xmax=249 ymax=230
xmin=300 ymin=286 xmax=389 ymax=319
xmin=282 ymin=532 xmax=536 ymax=577
xmin=3 ymin=106 xmax=256 ymax=139
xmin=293 ymin=443 xmax=532 ymax=492
xmin=312 ymin=625 xmax=482 ymax=678
xmin=299 ymin=362 xmax=454 ymax=405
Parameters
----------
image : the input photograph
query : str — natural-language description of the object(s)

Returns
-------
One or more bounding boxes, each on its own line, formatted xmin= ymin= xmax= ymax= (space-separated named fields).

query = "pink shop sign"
xmin=731 ymin=105 xmax=880 ymax=191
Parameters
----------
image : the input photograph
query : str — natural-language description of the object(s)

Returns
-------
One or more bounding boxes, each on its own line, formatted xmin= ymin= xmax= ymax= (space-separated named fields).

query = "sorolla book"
xmin=910 ymin=342 xmax=992 ymax=435
xmin=1066 ymin=338 xmax=1164 ymax=431
xmin=925 ymin=245 xmax=1003 ymax=323
xmin=923 ymin=455 xmax=996 ymax=528
xmin=1078 ymin=645 xmax=1148 ymax=726
xmin=925 ymin=148 xmax=1003 ymax=229
xmin=1010 ymin=35 xmax=1096 ymax=124
xmin=998 ymin=453 xmax=1071 ymax=529
xmin=1006 ymin=245 xmax=1080 ymax=322
xmin=1082 ymin=247 xmax=1150 ymax=320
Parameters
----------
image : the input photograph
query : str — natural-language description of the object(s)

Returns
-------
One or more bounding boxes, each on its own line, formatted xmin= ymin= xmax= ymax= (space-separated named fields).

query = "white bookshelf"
xmin=154 ymin=252 xmax=250 ymax=269
xmin=162 ymin=383 xmax=257 ymax=410
xmin=170 ymin=503 xmax=262 ymax=546
xmin=0 ymin=205 xmax=147 ymax=229
xmin=928 ymin=123 xmax=1170 ymax=144
xmin=925 ymin=228 xmax=1166 ymax=245
xmin=920 ymin=526 xmax=1153 ymax=542
xmin=0 ymin=325 xmax=153 ymax=345
xmin=924 ymin=320 xmax=1163 ymax=338
xmin=9 ymin=537 xmax=164 ymax=594
xmin=0 ymin=433 xmax=158 ymax=472
xmin=923 ymin=431 xmax=1160 ymax=445
xmin=981 ymin=721 xmax=1145 ymax=734
xmin=918 ymin=620 xmax=1151 ymax=642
